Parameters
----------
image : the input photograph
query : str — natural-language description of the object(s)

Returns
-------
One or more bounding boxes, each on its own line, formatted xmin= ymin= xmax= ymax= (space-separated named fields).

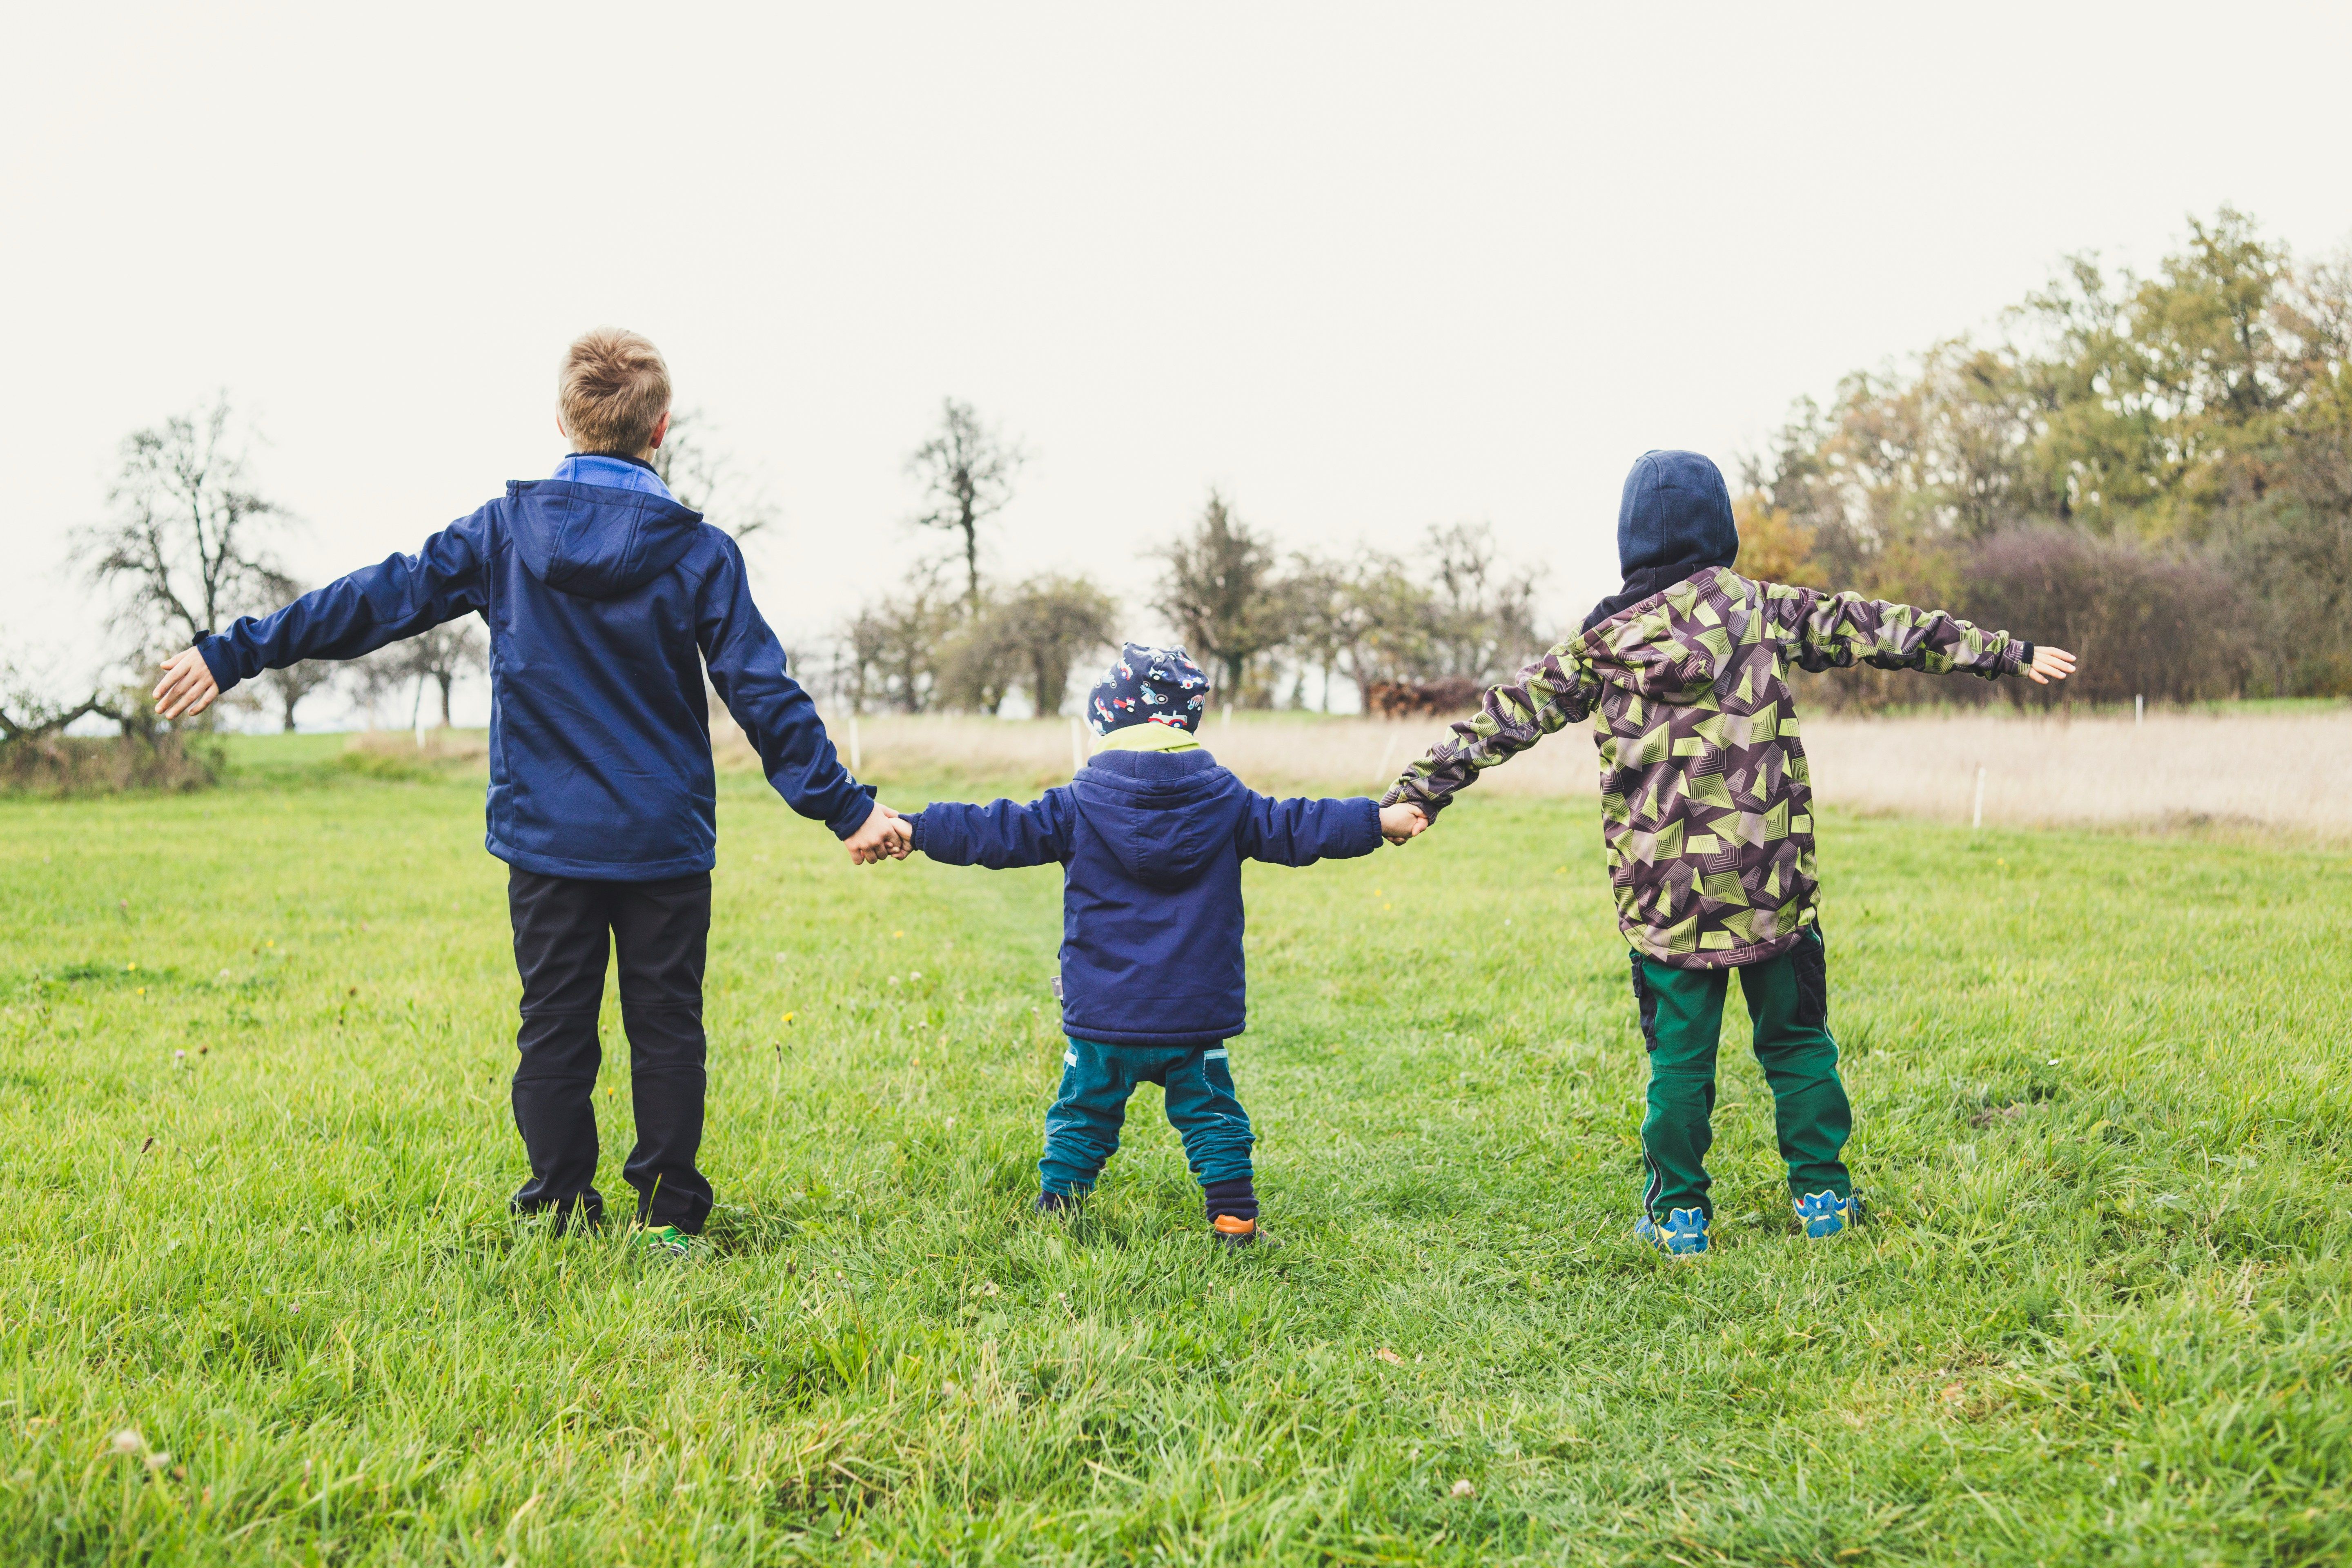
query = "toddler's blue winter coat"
xmin=907 ymin=748 xmax=1379 ymax=1046
xmin=196 ymin=475 xmax=872 ymax=880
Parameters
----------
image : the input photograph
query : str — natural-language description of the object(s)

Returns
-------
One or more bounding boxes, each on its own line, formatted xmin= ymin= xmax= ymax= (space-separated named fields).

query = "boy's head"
xmin=1088 ymin=642 xmax=1209 ymax=736
xmin=558 ymin=327 xmax=672 ymax=458
xmin=1618 ymin=450 xmax=1737 ymax=578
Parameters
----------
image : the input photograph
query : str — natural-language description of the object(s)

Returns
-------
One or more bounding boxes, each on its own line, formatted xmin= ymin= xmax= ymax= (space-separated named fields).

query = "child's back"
xmin=1385 ymin=450 xmax=2071 ymax=1254
xmin=909 ymin=644 xmax=1406 ymax=1241
xmin=153 ymin=329 xmax=897 ymax=1246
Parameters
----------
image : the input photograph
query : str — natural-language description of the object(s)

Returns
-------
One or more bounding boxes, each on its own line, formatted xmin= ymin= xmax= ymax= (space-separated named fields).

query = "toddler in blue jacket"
xmin=151 ymin=328 xmax=907 ymax=1250
xmin=905 ymin=644 xmax=1426 ymax=1243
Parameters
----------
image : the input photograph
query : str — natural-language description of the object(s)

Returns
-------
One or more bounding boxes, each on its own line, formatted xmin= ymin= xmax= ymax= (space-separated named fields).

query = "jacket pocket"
xmin=1630 ymin=949 xmax=1662 ymax=1054
xmin=1792 ymin=931 xmax=1829 ymax=1031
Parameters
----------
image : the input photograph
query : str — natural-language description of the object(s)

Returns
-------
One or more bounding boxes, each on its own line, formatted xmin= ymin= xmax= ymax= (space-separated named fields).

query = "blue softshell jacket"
xmin=906 ymin=748 xmax=1381 ymax=1047
xmin=196 ymin=480 xmax=874 ymax=880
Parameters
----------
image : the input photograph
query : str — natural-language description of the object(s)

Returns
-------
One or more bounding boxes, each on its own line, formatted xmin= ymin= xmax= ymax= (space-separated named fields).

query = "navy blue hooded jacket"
xmin=196 ymin=477 xmax=874 ymax=880
xmin=907 ymin=748 xmax=1380 ymax=1047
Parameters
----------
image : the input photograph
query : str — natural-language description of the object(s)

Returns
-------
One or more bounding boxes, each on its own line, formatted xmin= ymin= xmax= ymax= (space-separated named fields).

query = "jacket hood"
xmin=505 ymin=480 xmax=706 ymax=601
xmin=1069 ymin=748 xmax=1250 ymax=890
xmin=1617 ymin=450 xmax=1737 ymax=578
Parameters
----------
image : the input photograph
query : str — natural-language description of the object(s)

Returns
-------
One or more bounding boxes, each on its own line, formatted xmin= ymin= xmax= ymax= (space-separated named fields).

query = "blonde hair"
xmin=557 ymin=327 xmax=671 ymax=454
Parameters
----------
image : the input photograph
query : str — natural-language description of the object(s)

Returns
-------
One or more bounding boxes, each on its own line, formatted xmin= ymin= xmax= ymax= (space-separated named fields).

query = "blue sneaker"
xmin=1635 ymin=1207 xmax=1709 ymax=1256
xmin=1794 ymin=1190 xmax=1858 ymax=1238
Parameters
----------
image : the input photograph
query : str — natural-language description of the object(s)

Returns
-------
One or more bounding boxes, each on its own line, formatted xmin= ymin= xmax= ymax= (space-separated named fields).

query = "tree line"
xmin=832 ymin=403 xmax=1550 ymax=716
xmin=13 ymin=202 xmax=2340 ymax=764
xmin=1741 ymin=207 xmax=2352 ymax=707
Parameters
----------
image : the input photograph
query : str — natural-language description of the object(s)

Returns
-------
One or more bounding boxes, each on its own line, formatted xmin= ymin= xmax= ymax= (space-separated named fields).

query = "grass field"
xmin=3 ymin=731 xmax=2349 ymax=1565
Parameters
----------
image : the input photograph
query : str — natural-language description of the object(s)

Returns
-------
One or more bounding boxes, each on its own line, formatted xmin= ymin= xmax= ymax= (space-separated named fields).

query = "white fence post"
xmin=2135 ymin=693 xmax=2144 ymax=726
xmin=1070 ymin=715 xmax=1085 ymax=774
xmin=849 ymin=715 xmax=862 ymax=773
xmin=1972 ymin=765 xmax=1986 ymax=832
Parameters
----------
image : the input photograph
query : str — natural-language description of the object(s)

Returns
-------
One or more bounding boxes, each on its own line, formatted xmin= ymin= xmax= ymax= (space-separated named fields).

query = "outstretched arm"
xmin=156 ymin=509 xmax=492 ymax=718
xmin=1767 ymin=584 xmax=2032 ymax=680
xmin=697 ymin=533 xmax=879 ymax=841
xmin=1236 ymin=793 xmax=1382 ymax=866
xmin=907 ymin=792 xmax=1074 ymax=869
xmin=1379 ymin=641 xmax=1601 ymax=821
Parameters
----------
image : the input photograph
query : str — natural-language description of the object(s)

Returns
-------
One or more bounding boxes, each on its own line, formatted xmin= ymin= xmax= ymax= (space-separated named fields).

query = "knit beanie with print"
xmin=1086 ymin=642 xmax=1209 ymax=735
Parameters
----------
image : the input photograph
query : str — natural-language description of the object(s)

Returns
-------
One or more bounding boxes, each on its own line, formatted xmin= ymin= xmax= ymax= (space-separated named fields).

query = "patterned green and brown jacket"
xmin=1382 ymin=568 xmax=2030 ymax=970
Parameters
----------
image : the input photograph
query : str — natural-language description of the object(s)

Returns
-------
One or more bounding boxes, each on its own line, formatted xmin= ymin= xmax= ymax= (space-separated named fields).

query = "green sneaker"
xmin=637 ymin=1224 xmax=697 ymax=1258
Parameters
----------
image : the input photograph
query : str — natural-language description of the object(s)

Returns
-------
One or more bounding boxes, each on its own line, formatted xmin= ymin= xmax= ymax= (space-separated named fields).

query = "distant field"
xmin=2 ymin=732 xmax=2348 ymax=1564
xmin=757 ymin=702 xmax=2352 ymax=845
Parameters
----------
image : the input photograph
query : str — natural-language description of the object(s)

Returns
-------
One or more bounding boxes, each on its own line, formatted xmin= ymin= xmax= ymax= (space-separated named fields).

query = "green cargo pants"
xmin=1631 ymin=927 xmax=1851 ymax=1222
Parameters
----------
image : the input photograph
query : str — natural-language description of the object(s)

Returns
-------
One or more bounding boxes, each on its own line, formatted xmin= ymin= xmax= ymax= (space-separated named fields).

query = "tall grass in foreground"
xmin=0 ymin=752 xmax=2347 ymax=1564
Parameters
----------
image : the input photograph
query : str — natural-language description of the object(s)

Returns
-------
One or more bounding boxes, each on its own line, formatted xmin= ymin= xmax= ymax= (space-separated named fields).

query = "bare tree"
xmin=907 ymin=398 xmax=1024 ymax=608
xmin=1151 ymin=490 xmax=1287 ymax=704
xmin=402 ymin=622 xmax=488 ymax=726
xmin=650 ymin=408 xmax=778 ymax=539
xmin=78 ymin=396 xmax=290 ymax=662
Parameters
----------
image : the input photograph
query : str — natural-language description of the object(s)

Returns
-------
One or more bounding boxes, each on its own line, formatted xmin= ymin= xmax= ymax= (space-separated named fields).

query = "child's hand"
xmin=1379 ymin=803 xmax=1430 ymax=845
xmin=152 ymin=648 xmax=220 ymax=720
xmin=2026 ymin=646 xmax=2077 ymax=686
xmin=845 ymin=806 xmax=914 ymax=865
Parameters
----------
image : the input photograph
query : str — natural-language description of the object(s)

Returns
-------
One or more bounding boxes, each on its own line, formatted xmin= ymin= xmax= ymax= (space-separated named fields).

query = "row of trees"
xmin=831 ymin=461 xmax=1550 ymax=714
xmin=1740 ymin=207 xmax=2352 ymax=706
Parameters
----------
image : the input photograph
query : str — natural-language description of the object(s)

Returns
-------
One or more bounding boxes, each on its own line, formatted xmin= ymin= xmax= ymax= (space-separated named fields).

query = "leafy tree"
xmin=1151 ymin=491 xmax=1287 ymax=704
xmin=1000 ymin=575 xmax=1119 ymax=717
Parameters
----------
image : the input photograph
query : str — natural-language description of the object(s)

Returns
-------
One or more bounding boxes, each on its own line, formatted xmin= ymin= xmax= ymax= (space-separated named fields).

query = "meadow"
xmin=2 ymin=724 xmax=2348 ymax=1565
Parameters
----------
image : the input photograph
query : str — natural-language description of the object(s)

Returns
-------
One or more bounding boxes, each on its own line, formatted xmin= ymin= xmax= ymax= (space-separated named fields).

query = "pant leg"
xmin=508 ymin=868 xmax=613 ymax=1228
xmin=1634 ymin=949 xmax=1731 ymax=1222
xmin=1040 ymin=1038 xmax=1138 ymax=1197
xmin=1737 ymin=927 xmax=1852 ymax=1203
xmin=1160 ymin=1044 xmax=1256 ymax=1191
xmin=609 ymin=872 xmax=714 ymax=1233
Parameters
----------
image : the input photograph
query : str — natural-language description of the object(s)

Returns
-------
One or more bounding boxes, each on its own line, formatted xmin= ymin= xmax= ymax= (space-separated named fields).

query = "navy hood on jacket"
xmin=197 ymin=477 xmax=874 ymax=880
xmin=906 ymin=747 xmax=1380 ymax=1047
xmin=1584 ymin=449 xmax=1742 ymax=633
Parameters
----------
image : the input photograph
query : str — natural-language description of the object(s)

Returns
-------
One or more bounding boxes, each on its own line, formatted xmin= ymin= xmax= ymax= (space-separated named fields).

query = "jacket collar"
xmin=551 ymin=452 xmax=675 ymax=499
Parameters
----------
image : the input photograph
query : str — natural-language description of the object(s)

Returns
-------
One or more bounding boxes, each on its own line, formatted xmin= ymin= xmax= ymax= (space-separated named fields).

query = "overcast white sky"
xmin=6 ymin=2 xmax=2348 ymax=725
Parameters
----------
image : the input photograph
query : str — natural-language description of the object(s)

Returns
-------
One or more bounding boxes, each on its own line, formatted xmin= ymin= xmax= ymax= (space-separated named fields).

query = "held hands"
xmin=153 ymin=649 xmax=221 ymax=720
xmin=845 ymin=804 xmax=914 ymax=866
xmin=2026 ymin=646 xmax=2078 ymax=686
xmin=1379 ymin=802 xmax=1430 ymax=846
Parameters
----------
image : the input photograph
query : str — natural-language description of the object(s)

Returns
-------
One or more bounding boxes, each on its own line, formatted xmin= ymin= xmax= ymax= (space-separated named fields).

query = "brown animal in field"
xmin=1364 ymin=677 xmax=1483 ymax=718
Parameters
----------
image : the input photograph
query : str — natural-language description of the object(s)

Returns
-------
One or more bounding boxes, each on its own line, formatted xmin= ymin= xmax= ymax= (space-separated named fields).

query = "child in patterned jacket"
xmin=1383 ymin=450 xmax=2074 ymax=1255
xmin=904 ymin=644 xmax=1428 ymax=1244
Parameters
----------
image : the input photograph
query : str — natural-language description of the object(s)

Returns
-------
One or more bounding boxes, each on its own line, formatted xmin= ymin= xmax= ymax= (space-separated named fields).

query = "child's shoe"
xmin=635 ymin=1224 xmax=697 ymax=1258
xmin=1634 ymin=1207 xmax=1709 ymax=1256
xmin=1211 ymin=1214 xmax=1258 ymax=1247
xmin=1794 ymin=1190 xmax=1859 ymax=1238
xmin=1034 ymin=1191 xmax=1080 ymax=1214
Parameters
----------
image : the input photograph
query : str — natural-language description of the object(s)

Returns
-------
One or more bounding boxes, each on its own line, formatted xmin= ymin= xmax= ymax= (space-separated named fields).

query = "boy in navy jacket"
xmin=151 ymin=328 xmax=908 ymax=1251
xmin=905 ymin=644 xmax=1427 ymax=1243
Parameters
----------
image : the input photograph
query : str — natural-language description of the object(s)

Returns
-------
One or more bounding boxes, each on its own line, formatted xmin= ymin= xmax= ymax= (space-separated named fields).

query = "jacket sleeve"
xmin=195 ymin=507 xmax=492 ymax=692
xmin=1379 ymin=641 xmax=1602 ymax=819
xmin=695 ymin=533 xmax=876 ymax=839
xmin=907 ymin=790 xmax=1073 ymax=868
xmin=1766 ymin=584 xmax=2027 ymax=679
xmin=1236 ymin=793 xmax=1381 ymax=866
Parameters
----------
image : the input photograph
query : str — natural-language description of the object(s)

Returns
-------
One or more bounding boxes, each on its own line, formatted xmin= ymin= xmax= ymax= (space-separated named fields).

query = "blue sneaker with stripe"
xmin=1794 ymin=1189 xmax=1858 ymax=1238
xmin=1635 ymin=1207 xmax=1709 ymax=1256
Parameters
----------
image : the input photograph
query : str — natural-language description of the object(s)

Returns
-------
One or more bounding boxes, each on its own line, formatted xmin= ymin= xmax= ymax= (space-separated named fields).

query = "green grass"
xmin=3 ymin=748 xmax=2349 ymax=1565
